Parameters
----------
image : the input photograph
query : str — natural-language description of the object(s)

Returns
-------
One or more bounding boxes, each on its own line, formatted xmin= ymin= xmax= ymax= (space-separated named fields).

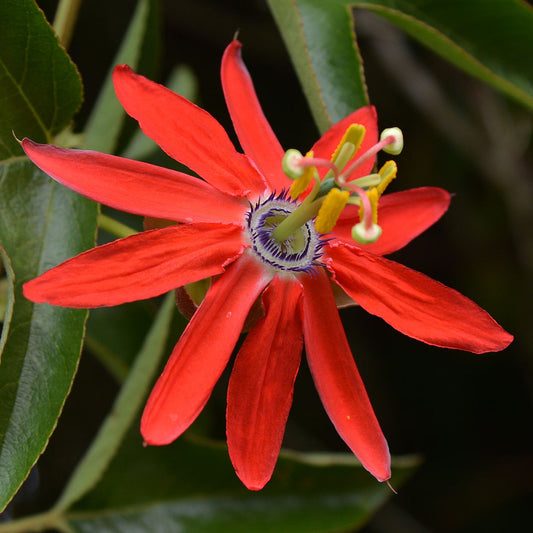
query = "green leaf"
xmin=0 ymin=247 xmax=15 ymax=361
xmin=66 ymin=433 xmax=418 ymax=533
xmin=352 ymin=0 xmax=533 ymax=112
xmin=83 ymin=0 xmax=160 ymax=153
xmin=54 ymin=293 xmax=177 ymax=512
xmin=0 ymin=159 xmax=98 ymax=512
xmin=0 ymin=0 xmax=90 ymax=511
xmin=267 ymin=0 xmax=369 ymax=133
xmin=267 ymin=0 xmax=533 ymax=133
xmin=0 ymin=0 xmax=82 ymax=159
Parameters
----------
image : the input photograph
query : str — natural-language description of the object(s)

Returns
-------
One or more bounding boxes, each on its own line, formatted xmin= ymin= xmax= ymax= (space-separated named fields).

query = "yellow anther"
xmin=315 ymin=188 xmax=350 ymax=233
xmin=290 ymin=150 xmax=315 ymax=199
xmin=326 ymin=125 xmax=366 ymax=181
xmin=376 ymin=160 xmax=397 ymax=195
xmin=369 ymin=188 xmax=379 ymax=223
xmin=356 ymin=161 xmax=397 ymax=225
xmin=331 ymin=124 xmax=366 ymax=163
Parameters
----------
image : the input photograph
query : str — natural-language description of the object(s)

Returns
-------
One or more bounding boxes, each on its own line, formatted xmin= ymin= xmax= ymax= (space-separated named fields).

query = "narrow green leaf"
xmin=267 ymin=0 xmax=533 ymax=134
xmin=83 ymin=0 xmax=159 ymax=152
xmin=66 ymin=433 xmax=417 ymax=533
xmin=0 ymin=247 xmax=15 ymax=362
xmin=267 ymin=0 xmax=369 ymax=133
xmin=0 ymin=0 xmax=82 ymax=159
xmin=0 ymin=159 xmax=98 ymax=511
xmin=54 ymin=292 xmax=177 ymax=512
xmin=351 ymin=0 xmax=533 ymax=113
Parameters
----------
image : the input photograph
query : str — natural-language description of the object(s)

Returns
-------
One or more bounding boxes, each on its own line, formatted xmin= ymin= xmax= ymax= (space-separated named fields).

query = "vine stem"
xmin=0 ymin=509 xmax=69 ymax=533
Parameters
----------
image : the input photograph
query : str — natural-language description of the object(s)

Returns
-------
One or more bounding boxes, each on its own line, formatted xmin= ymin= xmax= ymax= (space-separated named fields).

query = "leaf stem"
xmin=98 ymin=214 xmax=137 ymax=239
xmin=53 ymin=0 xmax=83 ymax=49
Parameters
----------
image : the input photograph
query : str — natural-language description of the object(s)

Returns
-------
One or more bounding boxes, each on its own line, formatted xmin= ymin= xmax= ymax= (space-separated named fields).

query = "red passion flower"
xmin=22 ymin=40 xmax=513 ymax=490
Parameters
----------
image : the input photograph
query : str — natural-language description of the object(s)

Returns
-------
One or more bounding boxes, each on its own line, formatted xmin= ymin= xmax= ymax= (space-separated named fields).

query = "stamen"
xmin=277 ymin=125 xmax=403 ymax=248
xmin=376 ymin=160 xmax=397 ymax=195
xmin=362 ymin=188 xmax=379 ymax=224
xmin=348 ymin=184 xmax=382 ymax=244
xmin=350 ymin=161 xmax=397 ymax=243
xmin=290 ymin=151 xmax=315 ymax=199
xmin=282 ymin=149 xmax=339 ymax=180
xmin=332 ymin=124 xmax=366 ymax=162
xmin=315 ymin=188 xmax=350 ymax=233
xmin=351 ymin=173 xmax=381 ymax=189
xmin=325 ymin=124 xmax=366 ymax=180
xmin=289 ymin=169 xmax=313 ymax=199
xmin=339 ymin=127 xmax=403 ymax=184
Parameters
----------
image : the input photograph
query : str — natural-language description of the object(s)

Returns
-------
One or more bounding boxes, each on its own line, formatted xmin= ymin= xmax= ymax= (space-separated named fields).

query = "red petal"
xmin=312 ymin=106 xmax=379 ymax=179
xmin=22 ymin=139 xmax=246 ymax=225
xmin=325 ymin=242 xmax=514 ymax=353
xmin=301 ymin=269 xmax=391 ymax=481
xmin=112 ymin=65 xmax=267 ymax=198
xmin=227 ymin=275 xmax=303 ymax=490
xmin=221 ymin=41 xmax=289 ymax=193
xmin=332 ymin=187 xmax=451 ymax=255
xmin=141 ymin=253 xmax=272 ymax=445
xmin=23 ymin=223 xmax=246 ymax=307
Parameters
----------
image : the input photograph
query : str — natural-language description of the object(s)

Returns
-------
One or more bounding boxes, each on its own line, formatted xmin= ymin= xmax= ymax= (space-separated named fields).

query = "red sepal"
xmin=301 ymin=269 xmax=391 ymax=482
xmin=22 ymin=139 xmax=246 ymax=225
xmin=325 ymin=242 xmax=513 ymax=353
xmin=113 ymin=65 xmax=267 ymax=198
xmin=24 ymin=223 xmax=246 ymax=308
xmin=221 ymin=41 xmax=288 ymax=193
xmin=227 ymin=275 xmax=303 ymax=490
xmin=332 ymin=187 xmax=451 ymax=256
xmin=141 ymin=253 xmax=272 ymax=445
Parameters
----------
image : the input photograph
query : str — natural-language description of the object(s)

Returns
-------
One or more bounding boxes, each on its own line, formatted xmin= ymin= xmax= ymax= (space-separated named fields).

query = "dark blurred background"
xmin=26 ymin=1 xmax=533 ymax=531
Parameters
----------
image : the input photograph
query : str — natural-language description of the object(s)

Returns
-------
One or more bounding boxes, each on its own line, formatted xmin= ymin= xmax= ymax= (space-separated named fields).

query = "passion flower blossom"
xmin=22 ymin=40 xmax=512 ymax=491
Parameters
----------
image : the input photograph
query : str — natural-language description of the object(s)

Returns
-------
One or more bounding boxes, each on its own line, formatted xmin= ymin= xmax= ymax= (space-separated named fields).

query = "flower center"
xmin=246 ymin=123 xmax=404 ymax=273
xmin=246 ymin=193 xmax=324 ymax=274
